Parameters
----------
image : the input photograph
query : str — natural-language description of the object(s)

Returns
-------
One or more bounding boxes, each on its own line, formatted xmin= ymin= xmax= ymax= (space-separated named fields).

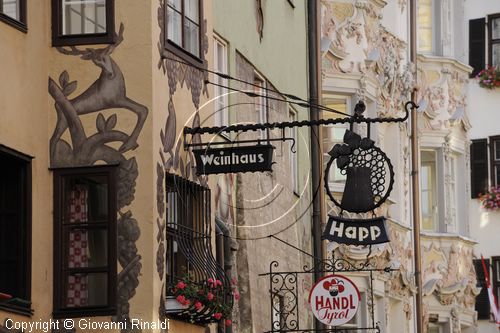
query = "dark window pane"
xmin=167 ymin=6 xmax=182 ymax=46
xmin=495 ymin=140 xmax=500 ymax=160
xmin=184 ymin=0 xmax=199 ymax=24
xmin=493 ymin=43 xmax=500 ymax=68
xmin=167 ymin=0 xmax=181 ymax=10
xmin=184 ymin=19 xmax=199 ymax=56
xmin=471 ymin=139 xmax=488 ymax=198
xmin=66 ymin=273 xmax=108 ymax=307
xmin=492 ymin=17 xmax=500 ymax=39
xmin=0 ymin=151 xmax=28 ymax=300
xmin=496 ymin=165 xmax=500 ymax=186
xmin=469 ymin=18 xmax=485 ymax=77
xmin=63 ymin=175 xmax=108 ymax=223
xmin=474 ymin=259 xmax=491 ymax=320
xmin=2 ymin=0 xmax=20 ymax=20
xmin=67 ymin=229 xmax=108 ymax=268
xmin=62 ymin=0 xmax=107 ymax=35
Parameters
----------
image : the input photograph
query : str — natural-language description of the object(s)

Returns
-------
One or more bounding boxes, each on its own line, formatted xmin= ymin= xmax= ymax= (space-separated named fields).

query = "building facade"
xmin=320 ymin=0 xmax=478 ymax=332
xmin=465 ymin=1 xmax=500 ymax=332
xmin=0 ymin=1 xmax=313 ymax=333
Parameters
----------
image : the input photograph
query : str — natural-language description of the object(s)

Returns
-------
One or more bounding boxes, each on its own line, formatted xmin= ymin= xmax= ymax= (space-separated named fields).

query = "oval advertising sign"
xmin=308 ymin=274 xmax=360 ymax=326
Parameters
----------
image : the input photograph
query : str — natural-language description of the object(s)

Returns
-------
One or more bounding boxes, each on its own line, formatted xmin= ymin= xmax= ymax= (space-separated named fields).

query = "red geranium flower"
xmin=214 ymin=312 xmax=222 ymax=320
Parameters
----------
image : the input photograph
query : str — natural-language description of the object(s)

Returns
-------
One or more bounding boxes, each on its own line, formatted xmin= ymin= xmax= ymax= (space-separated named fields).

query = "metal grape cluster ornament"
xmin=322 ymin=102 xmax=397 ymax=246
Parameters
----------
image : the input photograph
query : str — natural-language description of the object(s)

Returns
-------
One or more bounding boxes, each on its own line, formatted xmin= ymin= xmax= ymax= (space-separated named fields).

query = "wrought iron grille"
xmin=260 ymin=253 xmax=396 ymax=333
xmin=165 ymin=174 xmax=233 ymax=324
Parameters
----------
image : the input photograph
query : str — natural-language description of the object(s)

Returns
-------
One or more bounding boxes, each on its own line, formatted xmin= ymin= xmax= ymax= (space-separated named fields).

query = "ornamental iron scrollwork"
xmin=164 ymin=174 xmax=233 ymax=324
xmin=260 ymin=253 xmax=396 ymax=333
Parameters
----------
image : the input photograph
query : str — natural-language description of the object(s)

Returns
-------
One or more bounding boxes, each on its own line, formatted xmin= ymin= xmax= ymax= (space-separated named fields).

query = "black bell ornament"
xmin=340 ymin=166 xmax=374 ymax=213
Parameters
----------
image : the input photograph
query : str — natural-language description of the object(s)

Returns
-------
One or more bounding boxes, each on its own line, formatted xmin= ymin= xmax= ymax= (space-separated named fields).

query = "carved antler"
xmin=105 ymin=23 xmax=125 ymax=55
xmin=56 ymin=23 xmax=125 ymax=58
xmin=56 ymin=45 xmax=93 ymax=58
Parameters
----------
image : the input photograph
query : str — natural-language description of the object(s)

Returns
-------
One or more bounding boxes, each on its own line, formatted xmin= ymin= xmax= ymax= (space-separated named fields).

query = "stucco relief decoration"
xmin=421 ymin=243 xmax=479 ymax=309
xmin=417 ymin=66 xmax=469 ymax=131
xmin=321 ymin=1 xmax=359 ymax=73
xmin=374 ymin=32 xmax=415 ymax=117
xmin=48 ymin=24 xmax=147 ymax=331
xmin=156 ymin=0 xmax=210 ymax=322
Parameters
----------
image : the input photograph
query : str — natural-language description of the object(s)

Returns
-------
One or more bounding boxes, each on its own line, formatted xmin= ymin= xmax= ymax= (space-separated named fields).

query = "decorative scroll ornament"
xmin=323 ymin=101 xmax=399 ymax=246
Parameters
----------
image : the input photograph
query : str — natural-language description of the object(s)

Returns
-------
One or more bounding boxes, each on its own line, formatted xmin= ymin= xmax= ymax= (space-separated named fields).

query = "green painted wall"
xmin=213 ymin=0 xmax=309 ymax=102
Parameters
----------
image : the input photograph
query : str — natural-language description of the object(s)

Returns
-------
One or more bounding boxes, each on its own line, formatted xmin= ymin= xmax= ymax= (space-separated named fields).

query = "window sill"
xmin=0 ymin=14 xmax=27 ymax=33
xmin=163 ymin=40 xmax=205 ymax=68
xmin=0 ymin=302 xmax=34 ymax=317
xmin=52 ymin=33 xmax=115 ymax=47
xmin=53 ymin=307 xmax=116 ymax=319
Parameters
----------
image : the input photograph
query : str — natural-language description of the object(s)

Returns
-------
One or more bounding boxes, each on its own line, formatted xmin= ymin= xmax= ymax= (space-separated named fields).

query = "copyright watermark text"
xmin=5 ymin=318 xmax=170 ymax=332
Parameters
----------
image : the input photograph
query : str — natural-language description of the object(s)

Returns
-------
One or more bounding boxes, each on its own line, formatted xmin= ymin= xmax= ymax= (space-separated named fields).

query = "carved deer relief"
xmin=49 ymin=23 xmax=148 ymax=167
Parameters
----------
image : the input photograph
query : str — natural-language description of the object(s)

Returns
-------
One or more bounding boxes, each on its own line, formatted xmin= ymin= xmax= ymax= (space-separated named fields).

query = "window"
xmin=214 ymin=35 xmax=229 ymax=128
xmin=322 ymin=95 xmax=351 ymax=186
xmin=470 ymin=136 xmax=500 ymax=198
xmin=0 ymin=0 xmax=27 ymax=32
xmin=474 ymin=258 xmax=491 ymax=320
xmin=418 ymin=0 xmax=433 ymax=54
xmin=52 ymin=0 xmax=115 ymax=46
xmin=254 ymin=74 xmax=268 ymax=141
xmin=471 ymin=139 xmax=488 ymax=198
xmin=469 ymin=18 xmax=486 ymax=77
xmin=489 ymin=14 xmax=500 ymax=68
xmin=289 ymin=109 xmax=298 ymax=194
xmin=421 ymin=150 xmax=439 ymax=231
xmin=53 ymin=166 xmax=117 ymax=318
xmin=491 ymin=136 xmax=500 ymax=187
xmin=165 ymin=174 xmax=210 ymax=285
xmin=0 ymin=146 xmax=32 ymax=316
xmin=492 ymin=257 xmax=500 ymax=308
xmin=164 ymin=0 xmax=202 ymax=63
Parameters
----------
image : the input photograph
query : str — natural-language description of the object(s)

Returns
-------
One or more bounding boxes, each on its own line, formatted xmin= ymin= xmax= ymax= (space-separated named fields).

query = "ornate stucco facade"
xmin=321 ymin=1 xmax=479 ymax=332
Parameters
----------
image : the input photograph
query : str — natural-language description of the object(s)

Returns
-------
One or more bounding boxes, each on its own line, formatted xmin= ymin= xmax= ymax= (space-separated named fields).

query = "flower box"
xmin=165 ymin=295 xmax=189 ymax=313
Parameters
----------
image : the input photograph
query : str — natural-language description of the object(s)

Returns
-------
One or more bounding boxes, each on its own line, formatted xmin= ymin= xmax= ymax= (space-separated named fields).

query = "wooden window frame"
xmin=213 ymin=34 xmax=229 ymax=130
xmin=0 ymin=0 xmax=27 ymax=33
xmin=52 ymin=165 xmax=117 ymax=319
xmin=490 ymin=136 xmax=500 ymax=187
xmin=492 ymin=257 xmax=500 ymax=309
xmin=0 ymin=145 xmax=32 ymax=316
xmin=488 ymin=13 xmax=500 ymax=67
xmin=51 ymin=0 xmax=115 ymax=47
xmin=163 ymin=0 xmax=204 ymax=66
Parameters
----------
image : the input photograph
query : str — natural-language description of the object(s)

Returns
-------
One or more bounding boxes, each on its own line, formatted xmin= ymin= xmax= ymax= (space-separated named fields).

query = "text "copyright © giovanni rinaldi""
xmin=5 ymin=318 xmax=170 ymax=332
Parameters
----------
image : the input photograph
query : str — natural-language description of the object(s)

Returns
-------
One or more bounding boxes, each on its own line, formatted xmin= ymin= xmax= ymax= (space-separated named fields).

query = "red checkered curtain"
xmin=67 ymin=185 xmax=89 ymax=307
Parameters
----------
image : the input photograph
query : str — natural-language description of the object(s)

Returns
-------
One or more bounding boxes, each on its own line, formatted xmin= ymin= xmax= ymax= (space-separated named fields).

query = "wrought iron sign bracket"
xmin=259 ymin=253 xmax=398 ymax=333
xmin=183 ymin=101 xmax=415 ymax=147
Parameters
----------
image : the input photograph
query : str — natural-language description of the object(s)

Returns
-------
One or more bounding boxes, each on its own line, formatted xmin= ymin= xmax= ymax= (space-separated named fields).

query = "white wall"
xmin=464 ymin=1 xmax=500 ymax=331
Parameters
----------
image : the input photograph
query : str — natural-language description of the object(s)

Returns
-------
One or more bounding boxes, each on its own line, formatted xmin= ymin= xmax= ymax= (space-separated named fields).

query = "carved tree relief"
xmin=48 ymin=24 xmax=147 ymax=332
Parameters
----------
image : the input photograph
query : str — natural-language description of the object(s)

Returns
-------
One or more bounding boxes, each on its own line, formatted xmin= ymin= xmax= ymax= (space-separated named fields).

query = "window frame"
xmin=254 ymin=72 xmax=269 ymax=141
xmin=52 ymin=165 xmax=117 ymax=319
xmin=51 ymin=0 xmax=115 ymax=47
xmin=488 ymin=13 xmax=500 ymax=68
xmin=492 ymin=256 xmax=500 ymax=308
xmin=490 ymin=136 xmax=500 ymax=187
xmin=0 ymin=145 xmax=32 ymax=316
xmin=165 ymin=173 xmax=211 ymax=287
xmin=0 ymin=0 xmax=27 ymax=33
xmin=163 ymin=0 xmax=204 ymax=66
xmin=288 ymin=108 xmax=299 ymax=194
xmin=420 ymin=149 xmax=440 ymax=232
xmin=213 ymin=34 xmax=229 ymax=130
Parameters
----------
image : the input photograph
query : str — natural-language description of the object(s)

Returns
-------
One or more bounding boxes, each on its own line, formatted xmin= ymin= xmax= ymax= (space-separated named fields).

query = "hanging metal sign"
xmin=322 ymin=215 xmax=389 ymax=245
xmin=308 ymin=274 xmax=360 ymax=326
xmin=193 ymin=145 xmax=274 ymax=175
xmin=323 ymin=103 xmax=399 ymax=246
